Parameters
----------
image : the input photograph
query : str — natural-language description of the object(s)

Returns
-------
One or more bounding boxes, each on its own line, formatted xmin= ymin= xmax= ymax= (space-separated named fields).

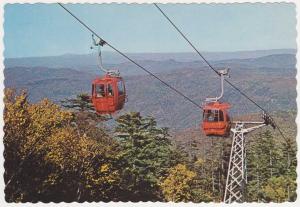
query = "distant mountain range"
xmin=4 ymin=50 xmax=297 ymax=130
xmin=5 ymin=49 xmax=296 ymax=72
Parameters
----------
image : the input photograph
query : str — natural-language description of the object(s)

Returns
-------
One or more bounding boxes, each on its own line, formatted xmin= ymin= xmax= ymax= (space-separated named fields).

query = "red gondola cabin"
xmin=91 ymin=74 xmax=126 ymax=114
xmin=202 ymin=101 xmax=231 ymax=137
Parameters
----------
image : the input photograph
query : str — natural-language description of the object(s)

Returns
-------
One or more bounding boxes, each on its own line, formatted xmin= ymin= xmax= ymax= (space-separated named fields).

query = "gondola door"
xmin=93 ymin=83 xmax=106 ymax=113
xmin=116 ymin=78 xmax=126 ymax=111
xmin=106 ymin=81 xmax=115 ymax=112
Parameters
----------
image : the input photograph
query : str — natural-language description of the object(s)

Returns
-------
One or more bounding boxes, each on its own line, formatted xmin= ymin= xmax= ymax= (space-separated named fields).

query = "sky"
xmin=4 ymin=3 xmax=297 ymax=58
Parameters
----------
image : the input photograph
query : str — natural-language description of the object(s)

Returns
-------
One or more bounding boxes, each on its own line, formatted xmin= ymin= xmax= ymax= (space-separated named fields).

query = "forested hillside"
xmin=4 ymin=51 xmax=297 ymax=202
xmin=4 ymin=53 xmax=296 ymax=130
xmin=4 ymin=90 xmax=297 ymax=202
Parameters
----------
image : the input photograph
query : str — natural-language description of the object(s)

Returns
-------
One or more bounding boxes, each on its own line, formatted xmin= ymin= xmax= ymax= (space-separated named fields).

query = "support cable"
xmin=4 ymin=3 xmax=203 ymax=190
xmin=5 ymin=3 xmax=293 ymax=192
xmin=58 ymin=3 xmax=202 ymax=110
xmin=153 ymin=3 xmax=291 ymax=145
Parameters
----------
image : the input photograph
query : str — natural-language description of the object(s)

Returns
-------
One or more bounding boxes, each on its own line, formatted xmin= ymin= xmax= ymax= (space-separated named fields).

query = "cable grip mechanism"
xmin=262 ymin=112 xmax=276 ymax=129
xmin=90 ymin=34 xmax=120 ymax=76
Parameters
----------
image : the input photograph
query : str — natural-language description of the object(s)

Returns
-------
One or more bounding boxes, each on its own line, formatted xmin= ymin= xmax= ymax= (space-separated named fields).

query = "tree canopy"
xmin=4 ymin=89 xmax=297 ymax=202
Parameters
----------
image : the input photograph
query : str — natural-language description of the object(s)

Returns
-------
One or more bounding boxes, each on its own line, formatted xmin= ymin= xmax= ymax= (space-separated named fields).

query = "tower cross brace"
xmin=223 ymin=121 xmax=266 ymax=203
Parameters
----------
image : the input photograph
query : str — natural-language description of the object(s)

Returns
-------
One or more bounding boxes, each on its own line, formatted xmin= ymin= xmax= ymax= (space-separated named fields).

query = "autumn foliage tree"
xmin=4 ymin=88 xmax=297 ymax=203
xmin=4 ymin=89 xmax=120 ymax=202
xmin=160 ymin=164 xmax=196 ymax=202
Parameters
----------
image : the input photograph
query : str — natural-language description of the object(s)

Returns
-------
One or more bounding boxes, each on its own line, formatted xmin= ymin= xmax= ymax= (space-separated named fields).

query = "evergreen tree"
xmin=246 ymin=130 xmax=277 ymax=201
xmin=115 ymin=112 xmax=179 ymax=201
xmin=246 ymin=130 xmax=296 ymax=202
xmin=61 ymin=93 xmax=108 ymax=138
xmin=61 ymin=93 xmax=94 ymax=112
xmin=280 ymin=137 xmax=297 ymax=201
xmin=192 ymin=138 xmax=230 ymax=202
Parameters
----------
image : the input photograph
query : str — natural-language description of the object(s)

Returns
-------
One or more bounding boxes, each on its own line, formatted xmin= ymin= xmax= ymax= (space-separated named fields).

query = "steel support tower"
xmin=223 ymin=121 xmax=267 ymax=203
